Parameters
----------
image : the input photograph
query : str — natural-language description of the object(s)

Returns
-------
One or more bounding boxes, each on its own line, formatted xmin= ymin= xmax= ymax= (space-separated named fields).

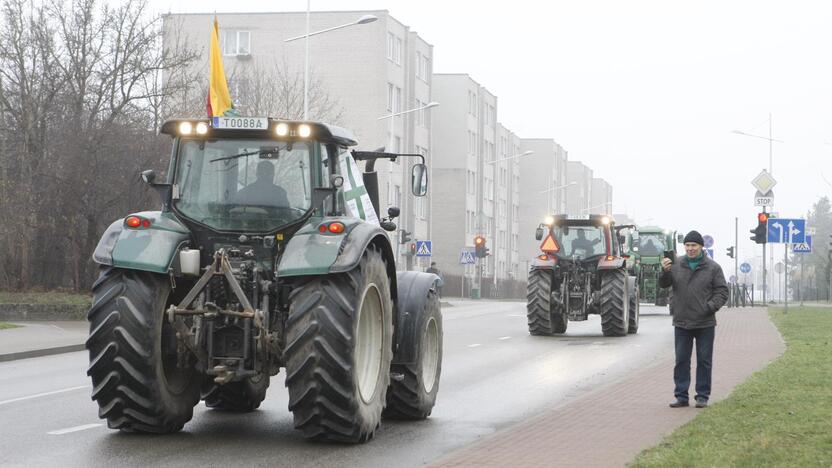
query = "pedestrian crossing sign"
xmin=793 ymin=235 xmax=812 ymax=253
xmin=459 ymin=247 xmax=476 ymax=264
xmin=416 ymin=240 xmax=432 ymax=257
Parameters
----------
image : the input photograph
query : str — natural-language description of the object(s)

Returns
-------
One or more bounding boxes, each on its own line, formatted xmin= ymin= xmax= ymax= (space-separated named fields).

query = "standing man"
xmin=660 ymin=230 xmax=729 ymax=408
xmin=426 ymin=262 xmax=444 ymax=298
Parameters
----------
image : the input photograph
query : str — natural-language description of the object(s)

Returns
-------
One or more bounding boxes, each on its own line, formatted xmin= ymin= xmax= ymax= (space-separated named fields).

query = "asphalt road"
xmin=0 ymin=301 xmax=674 ymax=468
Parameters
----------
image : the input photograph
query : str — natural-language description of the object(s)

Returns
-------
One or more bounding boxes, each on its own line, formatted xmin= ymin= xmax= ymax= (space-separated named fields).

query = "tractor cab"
xmin=536 ymin=214 xmax=621 ymax=262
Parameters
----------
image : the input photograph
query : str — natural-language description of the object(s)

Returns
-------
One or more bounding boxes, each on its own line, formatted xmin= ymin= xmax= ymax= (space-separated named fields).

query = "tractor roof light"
xmin=275 ymin=122 xmax=289 ymax=137
xmin=179 ymin=121 xmax=193 ymax=135
xmin=601 ymin=216 xmax=610 ymax=225
xmin=298 ymin=124 xmax=312 ymax=138
xmin=195 ymin=122 xmax=208 ymax=135
xmin=543 ymin=215 xmax=555 ymax=226
xmin=606 ymin=255 xmax=616 ymax=261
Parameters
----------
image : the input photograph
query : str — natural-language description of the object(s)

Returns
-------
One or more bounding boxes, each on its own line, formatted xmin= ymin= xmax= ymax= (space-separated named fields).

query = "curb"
xmin=0 ymin=304 xmax=87 ymax=321
xmin=0 ymin=344 xmax=86 ymax=363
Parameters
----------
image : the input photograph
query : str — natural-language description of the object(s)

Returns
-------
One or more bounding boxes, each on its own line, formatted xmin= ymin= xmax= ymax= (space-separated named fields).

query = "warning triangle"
xmin=540 ymin=234 xmax=559 ymax=253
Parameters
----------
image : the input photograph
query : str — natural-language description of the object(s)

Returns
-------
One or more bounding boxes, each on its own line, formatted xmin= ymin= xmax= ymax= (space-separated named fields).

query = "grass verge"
xmin=0 ymin=291 xmax=91 ymax=306
xmin=631 ymin=307 xmax=832 ymax=467
xmin=0 ymin=322 xmax=20 ymax=330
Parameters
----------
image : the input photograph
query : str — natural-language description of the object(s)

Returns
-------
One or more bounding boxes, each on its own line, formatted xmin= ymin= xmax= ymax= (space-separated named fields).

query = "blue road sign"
xmin=703 ymin=235 xmax=714 ymax=248
xmin=415 ymin=240 xmax=432 ymax=257
xmin=740 ymin=262 xmax=752 ymax=273
xmin=793 ymin=235 xmax=813 ymax=253
xmin=705 ymin=248 xmax=714 ymax=258
xmin=767 ymin=218 xmax=806 ymax=244
xmin=459 ymin=247 xmax=476 ymax=265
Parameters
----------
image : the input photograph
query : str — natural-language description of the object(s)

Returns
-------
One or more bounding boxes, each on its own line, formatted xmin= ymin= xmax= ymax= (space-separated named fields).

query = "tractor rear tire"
xmin=526 ymin=269 xmax=567 ymax=335
xmin=384 ymin=290 xmax=443 ymax=420
xmin=628 ymin=277 xmax=639 ymax=334
xmin=86 ymin=267 xmax=201 ymax=433
xmin=203 ymin=374 xmax=270 ymax=412
xmin=600 ymin=269 xmax=630 ymax=337
xmin=284 ymin=247 xmax=393 ymax=443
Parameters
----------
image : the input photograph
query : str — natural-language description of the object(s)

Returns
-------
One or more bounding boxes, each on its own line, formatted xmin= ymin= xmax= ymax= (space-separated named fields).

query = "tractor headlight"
xmin=275 ymin=122 xmax=289 ymax=137
xmin=195 ymin=122 xmax=208 ymax=135
xmin=179 ymin=121 xmax=193 ymax=135
xmin=543 ymin=215 xmax=555 ymax=226
xmin=298 ymin=124 xmax=311 ymax=138
xmin=601 ymin=216 xmax=610 ymax=225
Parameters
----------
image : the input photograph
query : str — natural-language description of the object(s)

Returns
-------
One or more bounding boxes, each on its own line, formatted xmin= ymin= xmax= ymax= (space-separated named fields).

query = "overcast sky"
xmin=150 ymin=0 xmax=832 ymax=276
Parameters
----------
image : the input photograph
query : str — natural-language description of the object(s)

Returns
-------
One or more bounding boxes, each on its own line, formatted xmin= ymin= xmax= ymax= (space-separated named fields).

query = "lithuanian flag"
xmin=206 ymin=17 xmax=236 ymax=117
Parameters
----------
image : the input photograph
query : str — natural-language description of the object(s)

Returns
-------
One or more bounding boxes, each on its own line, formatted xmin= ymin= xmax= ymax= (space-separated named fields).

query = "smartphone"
xmin=663 ymin=250 xmax=676 ymax=263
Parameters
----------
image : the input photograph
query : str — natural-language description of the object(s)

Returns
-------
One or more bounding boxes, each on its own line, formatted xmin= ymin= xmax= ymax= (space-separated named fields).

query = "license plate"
xmin=212 ymin=117 xmax=268 ymax=130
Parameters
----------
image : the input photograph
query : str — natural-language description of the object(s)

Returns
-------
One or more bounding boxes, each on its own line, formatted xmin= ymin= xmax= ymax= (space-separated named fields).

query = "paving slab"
xmin=431 ymin=307 xmax=785 ymax=468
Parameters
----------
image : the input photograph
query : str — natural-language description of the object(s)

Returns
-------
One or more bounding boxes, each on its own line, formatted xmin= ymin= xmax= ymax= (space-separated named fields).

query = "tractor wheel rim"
xmin=422 ymin=316 xmax=440 ymax=393
xmin=356 ymin=283 xmax=383 ymax=404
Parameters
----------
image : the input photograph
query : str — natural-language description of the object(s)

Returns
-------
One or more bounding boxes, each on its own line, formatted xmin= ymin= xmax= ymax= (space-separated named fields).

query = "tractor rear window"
xmin=637 ymin=234 xmax=666 ymax=256
xmin=173 ymin=139 xmax=313 ymax=232
xmin=553 ymin=226 xmax=608 ymax=259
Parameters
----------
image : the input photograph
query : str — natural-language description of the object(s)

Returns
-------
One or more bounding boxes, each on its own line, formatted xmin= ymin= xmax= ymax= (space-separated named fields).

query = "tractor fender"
xmin=529 ymin=256 xmax=557 ymax=270
xmin=597 ymin=256 xmax=626 ymax=270
xmin=391 ymin=270 xmax=439 ymax=364
xmin=92 ymin=211 xmax=190 ymax=274
xmin=278 ymin=218 xmax=398 ymax=300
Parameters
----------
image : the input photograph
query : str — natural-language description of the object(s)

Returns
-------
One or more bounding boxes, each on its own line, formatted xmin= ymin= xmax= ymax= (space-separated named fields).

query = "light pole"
xmin=733 ymin=113 xmax=783 ymax=304
xmin=485 ymin=150 xmax=534 ymax=165
xmin=377 ymin=101 xmax=440 ymax=269
xmin=285 ymin=10 xmax=377 ymax=120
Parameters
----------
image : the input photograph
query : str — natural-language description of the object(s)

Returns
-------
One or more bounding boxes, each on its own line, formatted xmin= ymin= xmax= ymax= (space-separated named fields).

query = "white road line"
xmin=507 ymin=314 xmax=524 ymax=317
xmin=467 ymin=343 xmax=482 ymax=348
xmin=0 ymin=385 xmax=88 ymax=406
xmin=498 ymin=336 xmax=511 ymax=340
xmin=48 ymin=423 xmax=102 ymax=435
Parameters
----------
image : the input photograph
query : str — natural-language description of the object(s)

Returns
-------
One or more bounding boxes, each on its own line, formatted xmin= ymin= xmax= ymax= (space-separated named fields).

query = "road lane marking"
xmin=498 ymin=336 xmax=511 ymax=340
xmin=507 ymin=314 xmax=524 ymax=317
xmin=48 ymin=423 xmax=102 ymax=435
xmin=0 ymin=385 xmax=88 ymax=406
xmin=467 ymin=343 xmax=482 ymax=348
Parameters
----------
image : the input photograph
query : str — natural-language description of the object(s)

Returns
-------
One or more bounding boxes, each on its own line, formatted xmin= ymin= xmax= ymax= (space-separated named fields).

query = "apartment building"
xmin=566 ymin=161 xmax=593 ymax=216
xmin=591 ymin=178 xmax=613 ymax=215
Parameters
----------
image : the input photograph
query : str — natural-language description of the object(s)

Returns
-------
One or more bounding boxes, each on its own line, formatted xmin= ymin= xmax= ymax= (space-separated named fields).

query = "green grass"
xmin=631 ymin=307 xmax=832 ymax=467
xmin=0 ymin=322 xmax=20 ymax=330
xmin=0 ymin=290 xmax=92 ymax=306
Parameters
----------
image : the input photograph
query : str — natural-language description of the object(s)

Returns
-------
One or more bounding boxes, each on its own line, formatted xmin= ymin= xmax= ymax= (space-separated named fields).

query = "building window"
xmin=416 ymin=53 xmax=430 ymax=81
xmin=222 ymin=30 xmax=251 ymax=56
xmin=387 ymin=32 xmax=395 ymax=61
xmin=395 ymin=36 xmax=402 ymax=65
xmin=394 ymin=86 xmax=402 ymax=113
xmin=387 ymin=83 xmax=394 ymax=111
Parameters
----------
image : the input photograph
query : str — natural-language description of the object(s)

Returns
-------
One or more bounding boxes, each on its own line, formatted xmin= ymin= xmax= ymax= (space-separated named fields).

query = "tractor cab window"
xmin=554 ymin=226 xmax=607 ymax=259
xmin=174 ymin=139 xmax=313 ymax=232
xmin=638 ymin=234 xmax=666 ymax=256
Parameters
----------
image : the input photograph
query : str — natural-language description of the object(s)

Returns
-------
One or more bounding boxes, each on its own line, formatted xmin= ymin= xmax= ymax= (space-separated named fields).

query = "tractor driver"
xmin=571 ymin=229 xmax=601 ymax=257
xmin=235 ymin=160 xmax=290 ymax=207
xmin=641 ymin=237 xmax=661 ymax=256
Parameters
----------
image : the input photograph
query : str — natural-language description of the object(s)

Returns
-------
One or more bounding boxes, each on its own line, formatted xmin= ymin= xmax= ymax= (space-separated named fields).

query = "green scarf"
xmin=686 ymin=251 xmax=705 ymax=271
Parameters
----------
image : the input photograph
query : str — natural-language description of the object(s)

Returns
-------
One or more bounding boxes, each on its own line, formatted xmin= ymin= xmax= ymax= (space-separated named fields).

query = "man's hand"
xmin=661 ymin=258 xmax=673 ymax=271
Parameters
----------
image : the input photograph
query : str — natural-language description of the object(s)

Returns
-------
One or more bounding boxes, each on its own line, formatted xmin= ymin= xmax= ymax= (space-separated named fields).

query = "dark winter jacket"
xmin=659 ymin=254 xmax=729 ymax=329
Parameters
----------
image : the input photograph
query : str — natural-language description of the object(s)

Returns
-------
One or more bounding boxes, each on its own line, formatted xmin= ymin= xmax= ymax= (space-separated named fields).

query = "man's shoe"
xmin=695 ymin=400 xmax=708 ymax=408
xmin=669 ymin=400 xmax=689 ymax=408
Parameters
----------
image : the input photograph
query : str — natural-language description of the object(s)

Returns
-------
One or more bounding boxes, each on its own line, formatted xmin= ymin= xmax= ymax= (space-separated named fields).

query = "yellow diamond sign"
xmin=751 ymin=170 xmax=777 ymax=195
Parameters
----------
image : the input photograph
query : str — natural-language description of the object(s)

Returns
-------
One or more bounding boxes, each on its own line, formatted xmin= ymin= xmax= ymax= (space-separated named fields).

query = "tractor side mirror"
xmin=411 ymin=163 xmax=428 ymax=196
xmin=141 ymin=169 xmax=156 ymax=185
xmin=677 ymin=234 xmax=685 ymax=244
xmin=387 ymin=207 xmax=400 ymax=219
xmin=535 ymin=227 xmax=545 ymax=241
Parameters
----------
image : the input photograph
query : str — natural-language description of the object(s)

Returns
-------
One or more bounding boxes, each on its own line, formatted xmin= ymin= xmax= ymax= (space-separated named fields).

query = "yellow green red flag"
xmin=207 ymin=17 xmax=235 ymax=117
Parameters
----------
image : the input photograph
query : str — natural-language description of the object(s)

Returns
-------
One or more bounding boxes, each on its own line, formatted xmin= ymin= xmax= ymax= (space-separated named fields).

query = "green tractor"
xmin=628 ymin=226 xmax=677 ymax=306
xmin=526 ymin=214 xmax=639 ymax=337
xmin=87 ymin=117 xmax=443 ymax=443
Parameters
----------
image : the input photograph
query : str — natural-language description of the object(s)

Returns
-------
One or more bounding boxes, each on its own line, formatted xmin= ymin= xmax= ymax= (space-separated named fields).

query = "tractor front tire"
xmin=203 ymin=374 xmax=270 ymax=412
xmin=384 ymin=289 xmax=443 ymax=420
xmin=86 ymin=267 xmax=201 ymax=433
xmin=600 ymin=269 xmax=630 ymax=337
xmin=527 ymin=269 xmax=567 ymax=335
xmin=628 ymin=277 xmax=639 ymax=334
xmin=284 ymin=247 xmax=393 ymax=443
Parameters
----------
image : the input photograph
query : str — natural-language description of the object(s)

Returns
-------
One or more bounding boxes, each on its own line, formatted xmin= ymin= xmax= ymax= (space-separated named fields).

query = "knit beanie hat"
xmin=683 ymin=230 xmax=705 ymax=246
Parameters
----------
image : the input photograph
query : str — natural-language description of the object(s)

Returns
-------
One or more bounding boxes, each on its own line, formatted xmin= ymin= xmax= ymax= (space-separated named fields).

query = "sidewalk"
xmin=0 ymin=321 xmax=88 ymax=362
xmin=431 ymin=307 xmax=785 ymax=468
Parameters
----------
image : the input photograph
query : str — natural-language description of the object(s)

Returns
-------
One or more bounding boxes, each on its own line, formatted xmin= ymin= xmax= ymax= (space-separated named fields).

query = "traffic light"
xmin=399 ymin=229 xmax=412 ymax=244
xmin=749 ymin=212 xmax=768 ymax=244
xmin=408 ymin=242 xmax=416 ymax=256
xmin=474 ymin=235 xmax=488 ymax=258
xmin=726 ymin=246 xmax=735 ymax=259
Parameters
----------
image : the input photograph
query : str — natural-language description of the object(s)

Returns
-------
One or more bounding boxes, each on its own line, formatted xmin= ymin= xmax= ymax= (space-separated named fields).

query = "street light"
xmin=540 ymin=182 xmax=576 ymax=213
xmin=285 ymin=7 xmax=378 ymax=120
xmin=731 ymin=113 xmax=783 ymax=176
xmin=580 ymin=203 xmax=611 ymax=215
xmin=485 ymin=150 xmax=534 ymax=165
xmin=376 ymin=101 xmax=440 ymax=263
